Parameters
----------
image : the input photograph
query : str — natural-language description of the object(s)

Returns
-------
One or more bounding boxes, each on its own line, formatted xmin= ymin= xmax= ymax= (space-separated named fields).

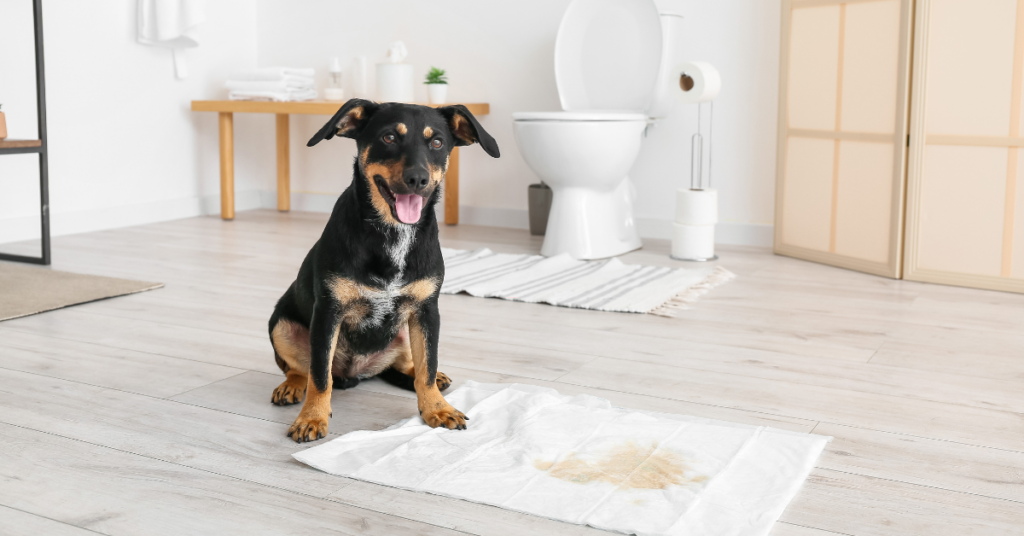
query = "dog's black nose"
xmin=405 ymin=174 xmax=430 ymax=191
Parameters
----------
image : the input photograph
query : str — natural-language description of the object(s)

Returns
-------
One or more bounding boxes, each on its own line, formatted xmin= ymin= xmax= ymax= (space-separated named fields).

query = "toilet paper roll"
xmin=376 ymin=63 xmax=414 ymax=102
xmin=675 ymin=188 xmax=718 ymax=225
xmin=672 ymin=223 xmax=716 ymax=260
xmin=673 ymin=61 xmax=721 ymax=103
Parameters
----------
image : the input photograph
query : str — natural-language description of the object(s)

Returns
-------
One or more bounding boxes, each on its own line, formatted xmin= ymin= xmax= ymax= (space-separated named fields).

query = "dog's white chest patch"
xmin=361 ymin=225 xmax=416 ymax=329
xmin=386 ymin=226 xmax=415 ymax=272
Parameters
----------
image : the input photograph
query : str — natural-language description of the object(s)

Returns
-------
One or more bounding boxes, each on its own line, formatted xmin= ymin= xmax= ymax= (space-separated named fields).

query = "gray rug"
xmin=0 ymin=262 xmax=162 ymax=321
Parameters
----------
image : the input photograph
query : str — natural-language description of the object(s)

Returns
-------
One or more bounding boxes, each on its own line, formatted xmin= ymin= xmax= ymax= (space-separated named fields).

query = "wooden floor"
xmin=1 ymin=209 xmax=1022 ymax=535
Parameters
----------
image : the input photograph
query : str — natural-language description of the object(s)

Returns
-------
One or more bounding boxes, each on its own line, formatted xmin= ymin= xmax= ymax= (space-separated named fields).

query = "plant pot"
xmin=426 ymin=83 xmax=448 ymax=105
xmin=0 ymin=112 xmax=7 ymax=140
xmin=528 ymin=183 xmax=553 ymax=236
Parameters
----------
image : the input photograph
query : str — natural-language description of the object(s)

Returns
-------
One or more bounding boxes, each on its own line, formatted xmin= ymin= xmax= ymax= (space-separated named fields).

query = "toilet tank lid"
xmin=513 ymin=111 xmax=648 ymax=121
xmin=555 ymin=0 xmax=663 ymax=112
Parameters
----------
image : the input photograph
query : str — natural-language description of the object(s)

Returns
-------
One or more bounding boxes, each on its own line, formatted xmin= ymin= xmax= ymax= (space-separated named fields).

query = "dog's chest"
xmin=359 ymin=278 xmax=406 ymax=328
xmin=328 ymin=226 xmax=435 ymax=332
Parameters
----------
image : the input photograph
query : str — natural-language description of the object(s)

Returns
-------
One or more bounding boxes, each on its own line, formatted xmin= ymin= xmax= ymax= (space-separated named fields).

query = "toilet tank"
xmin=648 ymin=8 xmax=685 ymax=119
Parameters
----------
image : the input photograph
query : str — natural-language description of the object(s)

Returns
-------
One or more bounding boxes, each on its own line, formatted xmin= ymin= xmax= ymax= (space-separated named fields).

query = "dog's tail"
xmin=376 ymin=366 xmax=416 ymax=392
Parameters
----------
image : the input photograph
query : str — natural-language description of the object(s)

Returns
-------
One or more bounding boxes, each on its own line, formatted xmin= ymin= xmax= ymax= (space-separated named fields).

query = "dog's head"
xmin=308 ymin=100 xmax=500 ymax=226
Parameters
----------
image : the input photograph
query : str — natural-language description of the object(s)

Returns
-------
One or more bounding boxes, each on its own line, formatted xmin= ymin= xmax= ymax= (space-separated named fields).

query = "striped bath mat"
xmin=441 ymin=248 xmax=734 ymax=316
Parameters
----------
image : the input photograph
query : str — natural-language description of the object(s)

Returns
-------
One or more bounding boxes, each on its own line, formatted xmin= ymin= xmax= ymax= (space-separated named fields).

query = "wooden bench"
xmin=191 ymin=100 xmax=490 ymax=224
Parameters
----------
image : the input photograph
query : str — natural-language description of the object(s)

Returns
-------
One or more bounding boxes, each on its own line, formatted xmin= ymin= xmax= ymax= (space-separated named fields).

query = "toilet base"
xmin=541 ymin=178 xmax=642 ymax=260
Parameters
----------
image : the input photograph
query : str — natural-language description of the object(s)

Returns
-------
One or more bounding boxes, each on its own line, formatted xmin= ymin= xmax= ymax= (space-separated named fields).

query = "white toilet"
xmin=513 ymin=0 xmax=681 ymax=259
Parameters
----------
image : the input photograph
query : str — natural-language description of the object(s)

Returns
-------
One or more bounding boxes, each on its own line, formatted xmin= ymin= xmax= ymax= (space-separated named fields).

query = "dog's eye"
xmin=431 ymin=139 xmax=443 ymax=149
xmin=382 ymin=134 xmax=396 ymax=144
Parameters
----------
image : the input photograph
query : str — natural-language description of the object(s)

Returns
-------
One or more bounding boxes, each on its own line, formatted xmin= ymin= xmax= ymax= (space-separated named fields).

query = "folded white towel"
xmin=225 ymin=79 xmax=314 ymax=92
xmin=228 ymin=88 xmax=318 ymax=102
xmin=230 ymin=67 xmax=316 ymax=82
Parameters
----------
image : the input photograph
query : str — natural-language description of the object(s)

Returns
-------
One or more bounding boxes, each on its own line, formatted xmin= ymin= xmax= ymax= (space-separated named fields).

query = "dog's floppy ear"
xmin=437 ymin=105 xmax=500 ymax=158
xmin=307 ymin=99 xmax=380 ymax=147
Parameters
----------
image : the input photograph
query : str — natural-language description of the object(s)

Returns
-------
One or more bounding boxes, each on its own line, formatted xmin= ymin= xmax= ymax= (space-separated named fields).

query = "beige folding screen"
xmin=775 ymin=0 xmax=914 ymax=278
xmin=904 ymin=0 xmax=1024 ymax=293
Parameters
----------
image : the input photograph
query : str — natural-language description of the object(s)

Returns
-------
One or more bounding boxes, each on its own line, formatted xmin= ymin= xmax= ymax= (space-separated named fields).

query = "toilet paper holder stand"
xmin=670 ymin=101 xmax=719 ymax=262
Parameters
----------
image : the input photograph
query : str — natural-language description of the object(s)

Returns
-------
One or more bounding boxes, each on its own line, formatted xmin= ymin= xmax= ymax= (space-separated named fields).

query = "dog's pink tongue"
xmin=395 ymin=194 xmax=423 ymax=224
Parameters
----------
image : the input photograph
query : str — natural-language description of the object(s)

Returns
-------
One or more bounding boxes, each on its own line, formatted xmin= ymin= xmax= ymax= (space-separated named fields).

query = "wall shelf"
xmin=0 ymin=139 xmax=43 ymax=152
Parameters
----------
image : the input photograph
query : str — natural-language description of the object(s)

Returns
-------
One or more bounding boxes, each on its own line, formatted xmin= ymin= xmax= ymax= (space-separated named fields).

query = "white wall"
xmin=253 ymin=0 xmax=781 ymax=245
xmin=0 ymin=0 xmax=262 ymax=245
xmin=636 ymin=0 xmax=781 ymax=244
xmin=1 ymin=0 xmax=780 ymax=247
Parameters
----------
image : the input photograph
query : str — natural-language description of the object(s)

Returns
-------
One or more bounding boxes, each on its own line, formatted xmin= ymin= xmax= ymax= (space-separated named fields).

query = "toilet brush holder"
xmin=528 ymin=183 xmax=553 ymax=236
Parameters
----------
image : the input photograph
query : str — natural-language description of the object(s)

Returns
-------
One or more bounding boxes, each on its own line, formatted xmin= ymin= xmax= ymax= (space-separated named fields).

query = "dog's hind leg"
xmin=270 ymin=318 xmax=311 ymax=406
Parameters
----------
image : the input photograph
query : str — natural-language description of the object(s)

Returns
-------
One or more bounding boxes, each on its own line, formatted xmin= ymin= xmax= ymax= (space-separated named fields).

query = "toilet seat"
xmin=512 ymin=111 xmax=648 ymax=122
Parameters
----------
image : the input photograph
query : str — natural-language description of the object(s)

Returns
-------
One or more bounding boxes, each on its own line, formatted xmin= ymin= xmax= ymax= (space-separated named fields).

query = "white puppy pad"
xmin=294 ymin=382 xmax=829 ymax=536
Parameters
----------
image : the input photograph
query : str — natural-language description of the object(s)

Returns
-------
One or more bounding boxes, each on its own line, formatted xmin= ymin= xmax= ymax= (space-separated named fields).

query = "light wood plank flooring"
xmin=1 ymin=209 xmax=1022 ymax=535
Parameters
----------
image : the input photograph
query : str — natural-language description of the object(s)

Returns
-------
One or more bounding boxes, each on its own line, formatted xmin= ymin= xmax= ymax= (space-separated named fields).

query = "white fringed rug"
xmin=440 ymin=248 xmax=734 ymax=316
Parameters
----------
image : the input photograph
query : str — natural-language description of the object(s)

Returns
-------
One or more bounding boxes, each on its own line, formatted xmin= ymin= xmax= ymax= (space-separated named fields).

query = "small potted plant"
xmin=424 ymin=67 xmax=448 ymax=105
xmin=0 ymin=104 xmax=7 ymax=140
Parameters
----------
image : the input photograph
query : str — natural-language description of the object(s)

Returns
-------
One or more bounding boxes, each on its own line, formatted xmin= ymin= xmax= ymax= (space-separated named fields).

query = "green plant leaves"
xmin=425 ymin=66 xmax=448 ymax=85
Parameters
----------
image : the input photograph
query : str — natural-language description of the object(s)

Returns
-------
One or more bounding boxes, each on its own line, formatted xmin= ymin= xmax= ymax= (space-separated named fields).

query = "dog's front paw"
xmin=271 ymin=375 xmax=306 ymax=406
xmin=435 ymin=371 xmax=452 ymax=392
xmin=288 ymin=413 xmax=329 ymax=443
xmin=421 ymin=404 xmax=468 ymax=430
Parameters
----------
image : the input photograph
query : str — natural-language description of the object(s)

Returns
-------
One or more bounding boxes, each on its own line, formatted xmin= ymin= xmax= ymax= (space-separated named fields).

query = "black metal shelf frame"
xmin=0 ymin=0 xmax=50 ymax=265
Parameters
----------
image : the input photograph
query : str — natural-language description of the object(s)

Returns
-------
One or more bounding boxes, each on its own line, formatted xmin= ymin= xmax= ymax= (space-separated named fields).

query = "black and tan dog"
xmin=268 ymin=99 xmax=499 ymax=442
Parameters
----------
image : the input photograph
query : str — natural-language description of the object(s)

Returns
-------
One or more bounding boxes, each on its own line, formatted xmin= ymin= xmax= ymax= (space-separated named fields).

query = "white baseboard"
xmin=448 ymin=206 xmax=773 ymax=247
xmin=715 ymin=222 xmax=774 ymax=248
xmin=1 ymin=189 xmax=773 ymax=248
xmin=635 ymin=217 xmax=774 ymax=247
xmin=204 ymin=190 xmax=264 ymax=216
xmin=458 ymin=205 xmax=530 ymax=229
xmin=0 ymin=190 xmax=263 ymax=245
xmin=255 ymin=193 xmax=535 ymax=231
xmin=259 ymin=191 xmax=339 ymax=213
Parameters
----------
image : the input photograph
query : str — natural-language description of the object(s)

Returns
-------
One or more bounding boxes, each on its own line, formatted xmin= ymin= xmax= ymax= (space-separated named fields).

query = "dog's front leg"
xmin=288 ymin=300 xmax=338 ymax=442
xmin=410 ymin=301 xmax=467 ymax=430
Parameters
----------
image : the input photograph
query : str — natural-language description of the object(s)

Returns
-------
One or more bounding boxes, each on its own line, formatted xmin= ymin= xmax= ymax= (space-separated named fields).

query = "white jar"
xmin=376 ymin=63 xmax=414 ymax=102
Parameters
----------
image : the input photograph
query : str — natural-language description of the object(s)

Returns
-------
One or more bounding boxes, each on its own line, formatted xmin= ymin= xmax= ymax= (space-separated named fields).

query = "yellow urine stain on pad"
xmin=534 ymin=441 xmax=708 ymax=490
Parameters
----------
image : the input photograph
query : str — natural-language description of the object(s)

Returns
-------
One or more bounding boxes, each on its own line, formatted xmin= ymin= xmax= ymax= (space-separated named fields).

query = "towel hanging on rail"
xmin=137 ymin=0 xmax=205 ymax=79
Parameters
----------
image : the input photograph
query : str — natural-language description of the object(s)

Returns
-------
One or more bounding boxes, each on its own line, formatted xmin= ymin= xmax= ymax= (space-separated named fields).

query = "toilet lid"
xmin=555 ymin=0 xmax=663 ymax=112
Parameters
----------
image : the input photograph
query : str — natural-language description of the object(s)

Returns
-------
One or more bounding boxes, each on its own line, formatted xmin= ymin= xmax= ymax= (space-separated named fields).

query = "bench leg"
xmin=219 ymin=112 xmax=235 ymax=220
xmin=276 ymin=114 xmax=290 ymax=212
xmin=445 ymin=146 xmax=459 ymax=225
